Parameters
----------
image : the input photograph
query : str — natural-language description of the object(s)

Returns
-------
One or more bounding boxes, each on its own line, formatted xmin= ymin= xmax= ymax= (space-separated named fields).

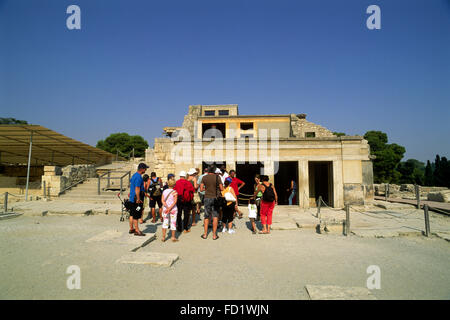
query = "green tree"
xmin=0 ymin=118 xmax=28 ymax=124
xmin=333 ymin=132 xmax=346 ymax=137
xmin=433 ymin=155 xmax=450 ymax=188
xmin=96 ymin=133 xmax=149 ymax=158
xmin=424 ymin=160 xmax=433 ymax=186
xmin=364 ymin=130 xmax=405 ymax=183
xmin=433 ymin=155 xmax=442 ymax=186
xmin=397 ymin=159 xmax=425 ymax=185
xmin=442 ymin=157 xmax=450 ymax=188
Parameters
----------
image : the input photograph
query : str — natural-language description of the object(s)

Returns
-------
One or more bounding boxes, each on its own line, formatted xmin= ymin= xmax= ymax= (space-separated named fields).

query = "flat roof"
xmin=0 ymin=125 xmax=118 ymax=166
xmin=198 ymin=114 xmax=291 ymax=119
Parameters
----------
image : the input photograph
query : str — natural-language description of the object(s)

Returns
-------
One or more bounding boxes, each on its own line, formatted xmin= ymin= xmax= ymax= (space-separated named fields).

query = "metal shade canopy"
xmin=0 ymin=125 xmax=119 ymax=201
xmin=0 ymin=125 xmax=118 ymax=166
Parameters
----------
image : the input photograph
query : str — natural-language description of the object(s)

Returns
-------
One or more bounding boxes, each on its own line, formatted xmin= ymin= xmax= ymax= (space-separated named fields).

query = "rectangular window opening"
xmin=240 ymin=122 xmax=254 ymax=130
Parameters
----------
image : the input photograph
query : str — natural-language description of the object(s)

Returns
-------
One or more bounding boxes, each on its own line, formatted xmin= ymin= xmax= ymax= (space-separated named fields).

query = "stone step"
xmin=53 ymin=198 xmax=122 ymax=204
xmin=60 ymin=194 xmax=119 ymax=199
xmin=61 ymin=191 xmax=124 ymax=196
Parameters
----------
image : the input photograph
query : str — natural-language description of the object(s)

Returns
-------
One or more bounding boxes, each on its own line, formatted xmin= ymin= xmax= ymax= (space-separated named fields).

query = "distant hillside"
xmin=0 ymin=118 xmax=28 ymax=124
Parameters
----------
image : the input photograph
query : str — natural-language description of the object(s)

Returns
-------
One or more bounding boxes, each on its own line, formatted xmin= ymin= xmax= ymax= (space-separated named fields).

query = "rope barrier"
xmin=238 ymin=192 xmax=254 ymax=197
xmin=3 ymin=192 xmax=24 ymax=198
xmin=319 ymin=197 xmax=344 ymax=211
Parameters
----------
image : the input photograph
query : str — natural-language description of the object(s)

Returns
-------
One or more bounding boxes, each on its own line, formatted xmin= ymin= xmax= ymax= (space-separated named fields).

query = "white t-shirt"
xmin=221 ymin=172 xmax=229 ymax=184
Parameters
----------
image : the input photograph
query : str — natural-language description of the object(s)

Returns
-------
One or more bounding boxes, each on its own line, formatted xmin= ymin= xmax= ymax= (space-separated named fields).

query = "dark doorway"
xmin=274 ymin=161 xmax=299 ymax=205
xmin=308 ymin=161 xmax=333 ymax=207
xmin=235 ymin=162 xmax=264 ymax=204
xmin=202 ymin=123 xmax=226 ymax=139
xmin=202 ymin=161 xmax=226 ymax=172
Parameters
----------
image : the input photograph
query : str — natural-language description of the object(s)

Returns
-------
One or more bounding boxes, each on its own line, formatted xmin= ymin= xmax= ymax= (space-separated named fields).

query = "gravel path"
xmin=1 ymin=212 xmax=449 ymax=300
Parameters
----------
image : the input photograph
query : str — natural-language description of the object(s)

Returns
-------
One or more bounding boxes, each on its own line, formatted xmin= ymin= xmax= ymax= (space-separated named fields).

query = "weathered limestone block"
xmin=41 ymin=175 xmax=66 ymax=196
xmin=43 ymin=166 xmax=62 ymax=176
xmin=427 ymin=190 xmax=450 ymax=203
xmin=343 ymin=183 xmax=364 ymax=205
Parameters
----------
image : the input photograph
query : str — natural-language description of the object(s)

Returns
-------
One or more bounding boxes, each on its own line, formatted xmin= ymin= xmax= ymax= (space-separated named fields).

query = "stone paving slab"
xmin=351 ymin=227 xmax=422 ymax=238
xmin=0 ymin=212 xmax=23 ymax=220
xmin=271 ymin=221 xmax=299 ymax=230
xmin=86 ymin=229 xmax=156 ymax=251
xmin=289 ymin=213 xmax=319 ymax=229
xmin=116 ymin=252 xmax=179 ymax=267
xmin=86 ymin=230 xmax=123 ymax=242
xmin=373 ymin=200 xmax=416 ymax=210
xmin=12 ymin=200 xmax=123 ymax=216
xmin=305 ymin=285 xmax=377 ymax=300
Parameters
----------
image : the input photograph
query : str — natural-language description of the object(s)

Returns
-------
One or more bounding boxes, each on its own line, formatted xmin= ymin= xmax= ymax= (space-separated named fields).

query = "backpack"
xmin=149 ymin=178 xmax=161 ymax=197
xmin=181 ymin=181 xmax=194 ymax=202
xmin=262 ymin=183 xmax=275 ymax=202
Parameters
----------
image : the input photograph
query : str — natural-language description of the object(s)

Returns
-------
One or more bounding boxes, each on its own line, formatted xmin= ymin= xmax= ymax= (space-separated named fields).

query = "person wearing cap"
xmin=200 ymin=164 xmax=224 ymax=240
xmin=128 ymin=163 xmax=148 ymax=236
xmin=148 ymin=172 xmax=163 ymax=223
xmin=174 ymin=170 xmax=195 ymax=233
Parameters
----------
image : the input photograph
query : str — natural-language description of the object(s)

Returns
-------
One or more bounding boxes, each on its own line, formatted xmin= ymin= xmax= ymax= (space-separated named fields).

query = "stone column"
xmin=263 ymin=161 xmax=275 ymax=185
xmin=227 ymin=161 xmax=236 ymax=172
xmin=298 ymin=160 xmax=309 ymax=209
xmin=333 ymin=160 xmax=344 ymax=208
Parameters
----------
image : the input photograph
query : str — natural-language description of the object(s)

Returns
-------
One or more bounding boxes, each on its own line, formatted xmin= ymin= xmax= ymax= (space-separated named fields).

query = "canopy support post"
xmin=25 ymin=131 xmax=33 ymax=202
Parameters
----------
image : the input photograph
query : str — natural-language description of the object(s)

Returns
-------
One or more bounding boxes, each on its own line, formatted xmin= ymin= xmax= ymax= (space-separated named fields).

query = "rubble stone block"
xmin=427 ymin=190 xmax=450 ymax=203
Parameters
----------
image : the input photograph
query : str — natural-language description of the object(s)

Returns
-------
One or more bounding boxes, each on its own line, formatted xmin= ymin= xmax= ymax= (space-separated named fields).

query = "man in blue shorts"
xmin=129 ymin=162 xmax=148 ymax=236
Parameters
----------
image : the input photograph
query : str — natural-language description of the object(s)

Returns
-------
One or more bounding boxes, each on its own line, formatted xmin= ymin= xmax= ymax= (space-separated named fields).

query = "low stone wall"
xmin=374 ymin=183 xmax=449 ymax=202
xmin=41 ymin=165 xmax=96 ymax=197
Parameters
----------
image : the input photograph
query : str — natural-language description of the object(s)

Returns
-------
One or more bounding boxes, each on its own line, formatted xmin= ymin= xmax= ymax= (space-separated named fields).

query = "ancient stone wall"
xmin=181 ymin=105 xmax=202 ymax=137
xmin=374 ymin=183 xmax=449 ymax=202
xmin=41 ymin=165 xmax=96 ymax=197
xmin=146 ymin=138 xmax=176 ymax=179
xmin=290 ymin=114 xmax=335 ymax=138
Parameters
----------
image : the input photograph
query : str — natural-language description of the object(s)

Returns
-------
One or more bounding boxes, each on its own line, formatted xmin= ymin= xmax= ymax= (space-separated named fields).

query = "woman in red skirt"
xmin=254 ymin=175 xmax=278 ymax=234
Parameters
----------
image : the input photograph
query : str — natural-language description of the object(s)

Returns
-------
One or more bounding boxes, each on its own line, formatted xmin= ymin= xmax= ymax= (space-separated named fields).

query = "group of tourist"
xmin=127 ymin=162 xmax=278 ymax=241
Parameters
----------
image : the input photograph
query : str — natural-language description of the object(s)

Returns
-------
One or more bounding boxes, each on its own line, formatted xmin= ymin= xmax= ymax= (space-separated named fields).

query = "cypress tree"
xmin=424 ymin=160 xmax=433 ymax=186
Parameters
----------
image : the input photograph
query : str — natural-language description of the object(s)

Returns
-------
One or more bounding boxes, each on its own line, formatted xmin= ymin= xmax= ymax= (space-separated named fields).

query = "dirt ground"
xmin=0 ymin=208 xmax=449 ymax=300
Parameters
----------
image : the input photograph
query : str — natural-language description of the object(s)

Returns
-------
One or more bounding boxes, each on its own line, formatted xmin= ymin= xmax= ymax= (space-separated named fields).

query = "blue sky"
xmin=1 ymin=0 xmax=449 ymax=163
